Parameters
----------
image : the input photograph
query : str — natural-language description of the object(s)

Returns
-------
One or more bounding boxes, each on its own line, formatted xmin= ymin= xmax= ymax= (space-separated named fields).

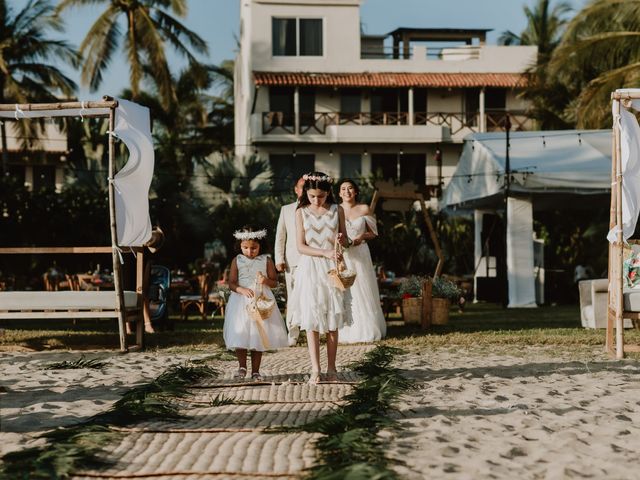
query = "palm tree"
xmin=498 ymin=0 xmax=573 ymax=62
xmin=499 ymin=0 xmax=573 ymax=129
xmin=56 ymin=0 xmax=208 ymax=109
xmin=549 ymin=0 xmax=640 ymax=128
xmin=0 ymin=0 xmax=78 ymax=173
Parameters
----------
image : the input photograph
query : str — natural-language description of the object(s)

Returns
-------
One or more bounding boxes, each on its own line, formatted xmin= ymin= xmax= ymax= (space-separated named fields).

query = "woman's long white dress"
xmin=223 ymin=254 xmax=289 ymax=351
xmin=289 ymin=204 xmax=353 ymax=334
xmin=339 ymin=215 xmax=387 ymax=343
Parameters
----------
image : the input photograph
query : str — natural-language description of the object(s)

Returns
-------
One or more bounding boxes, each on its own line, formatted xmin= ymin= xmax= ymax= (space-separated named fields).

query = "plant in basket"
xmin=430 ymin=276 xmax=462 ymax=325
xmin=398 ymin=275 xmax=426 ymax=324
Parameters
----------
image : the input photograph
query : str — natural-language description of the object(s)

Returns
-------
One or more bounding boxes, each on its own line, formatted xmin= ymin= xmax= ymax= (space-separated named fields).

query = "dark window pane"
xmin=300 ymin=19 xmax=322 ymax=56
xmin=400 ymin=153 xmax=425 ymax=185
xmin=32 ymin=165 xmax=56 ymax=191
xmin=340 ymin=154 xmax=361 ymax=179
xmin=270 ymin=154 xmax=314 ymax=194
xmin=485 ymin=88 xmax=506 ymax=109
xmin=465 ymin=88 xmax=480 ymax=125
xmin=273 ymin=18 xmax=296 ymax=56
xmin=299 ymin=88 xmax=316 ymax=128
xmin=371 ymin=153 xmax=397 ymax=181
xmin=269 ymin=87 xmax=295 ymax=127
xmin=340 ymin=89 xmax=361 ymax=114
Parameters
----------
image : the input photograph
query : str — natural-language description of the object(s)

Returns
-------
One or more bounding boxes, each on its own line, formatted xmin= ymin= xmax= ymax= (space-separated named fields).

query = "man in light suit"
xmin=275 ymin=177 xmax=305 ymax=345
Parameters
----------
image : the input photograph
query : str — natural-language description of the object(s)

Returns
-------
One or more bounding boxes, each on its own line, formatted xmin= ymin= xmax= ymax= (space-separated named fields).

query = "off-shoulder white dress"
xmin=339 ymin=215 xmax=387 ymax=343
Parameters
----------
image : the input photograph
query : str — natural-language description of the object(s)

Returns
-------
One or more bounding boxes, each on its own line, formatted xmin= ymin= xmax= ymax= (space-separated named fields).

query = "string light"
xmin=363 ymin=148 xmax=368 ymax=156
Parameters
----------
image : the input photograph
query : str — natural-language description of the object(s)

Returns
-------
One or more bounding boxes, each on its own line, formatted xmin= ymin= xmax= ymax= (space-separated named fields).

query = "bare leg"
xmin=250 ymin=350 xmax=263 ymax=375
xmin=306 ymin=330 xmax=321 ymax=383
xmin=326 ymin=330 xmax=339 ymax=380
xmin=235 ymin=348 xmax=248 ymax=378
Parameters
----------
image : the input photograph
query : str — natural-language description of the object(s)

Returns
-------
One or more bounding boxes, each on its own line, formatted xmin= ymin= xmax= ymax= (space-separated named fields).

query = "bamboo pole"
xmin=0 ymin=100 xmax=117 ymax=112
xmin=0 ymin=247 xmax=112 ymax=254
xmin=108 ymin=106 xmax=127 ymax=353
xmin=614 ymin=99 xmax=625 ymax=359
xmin=607 ymin=106 xmax=617 ymax=354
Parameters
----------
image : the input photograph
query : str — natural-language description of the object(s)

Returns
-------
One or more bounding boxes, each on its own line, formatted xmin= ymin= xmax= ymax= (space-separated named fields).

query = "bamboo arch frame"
xmin=608 ymin=91 xmax=640 ymax=359
xmin=369 ymin=180 xmax=444 ymax=329
xmin=0 ymin=97 xmax=145 ymax=352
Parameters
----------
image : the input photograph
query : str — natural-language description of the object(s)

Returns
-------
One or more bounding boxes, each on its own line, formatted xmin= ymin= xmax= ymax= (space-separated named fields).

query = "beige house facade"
xmin=234 ymin=0 xmax=537 ymax=197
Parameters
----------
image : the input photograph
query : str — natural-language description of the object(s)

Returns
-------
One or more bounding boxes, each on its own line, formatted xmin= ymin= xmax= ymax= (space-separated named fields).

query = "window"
xmin=272 ymin=18 xmax=323 ymax=56
xmin=270 ymin=154 xmax=315 ymax=194
xmin=371 ymin=154 xmax=397 ymax=181
xmin=299 ymin=88 xmax=316 ymax=129
xmin=269 ymin=87 xmax=295 ymax=128
xmin=340 ymin=90 xmax=361 ymax=114
xmin=340 ymin=154 xmax=361 ymax=179
xmin=399 ymin=154 xmax=425 ymax=185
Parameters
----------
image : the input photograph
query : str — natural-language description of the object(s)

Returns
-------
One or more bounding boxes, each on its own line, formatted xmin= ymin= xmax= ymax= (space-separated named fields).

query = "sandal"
xmin=233 ymin=367 xmax=247 ymax=379
xmin=308 ymin=371 xmax=321 ymax=385
xmin=251 ymin=372 xmax=262 ymax=382
xmin=325 ymin=369 xmax=338 ymax=382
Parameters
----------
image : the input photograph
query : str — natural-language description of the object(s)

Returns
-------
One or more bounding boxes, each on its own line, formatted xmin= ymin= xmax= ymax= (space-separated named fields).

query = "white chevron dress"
xmin=289 ymin=204 xmax=353 ymax=334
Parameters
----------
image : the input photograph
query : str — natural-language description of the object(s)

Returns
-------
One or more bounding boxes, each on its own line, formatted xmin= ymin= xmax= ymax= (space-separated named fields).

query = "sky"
xmin=13 ymin=0 xmax=585 ymax=98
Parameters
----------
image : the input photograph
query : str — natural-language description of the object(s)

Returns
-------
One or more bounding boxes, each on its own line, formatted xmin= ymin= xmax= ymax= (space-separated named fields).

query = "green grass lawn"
xmin=1 ymin=303 xmax=638 ymax=354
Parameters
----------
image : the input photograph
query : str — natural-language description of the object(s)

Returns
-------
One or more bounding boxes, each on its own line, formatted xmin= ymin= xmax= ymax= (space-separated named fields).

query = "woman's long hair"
xmin=297 ymin=172 xmax=336 ymax=209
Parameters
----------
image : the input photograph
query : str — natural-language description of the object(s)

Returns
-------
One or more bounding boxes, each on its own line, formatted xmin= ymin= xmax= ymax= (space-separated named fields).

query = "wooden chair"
xmin=179 ymin=274 xmax=214 ymax=321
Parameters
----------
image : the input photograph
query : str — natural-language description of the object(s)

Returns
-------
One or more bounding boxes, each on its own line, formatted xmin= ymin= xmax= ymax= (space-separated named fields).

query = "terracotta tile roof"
xmin=254 ymin=72 xmax=527 ymax=88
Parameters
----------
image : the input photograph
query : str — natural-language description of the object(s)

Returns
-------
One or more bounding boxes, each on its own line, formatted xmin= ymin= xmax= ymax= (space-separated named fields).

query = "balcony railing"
xmin=360 ymin=45 xmax=481 ymax=60
xmin=261 ymin=110 xmax=532 ymax=135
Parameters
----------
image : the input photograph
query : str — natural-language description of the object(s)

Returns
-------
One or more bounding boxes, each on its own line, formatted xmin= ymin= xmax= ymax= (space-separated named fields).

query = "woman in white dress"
xmin=338 ymin=178 xmax=387 ymax=343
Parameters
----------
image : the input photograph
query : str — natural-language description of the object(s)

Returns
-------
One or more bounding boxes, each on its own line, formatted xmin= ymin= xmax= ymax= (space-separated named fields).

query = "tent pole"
xmin=614 ymin=99 xmax=624 ymax=359
xmin=108 ymin=106 xmax=127 ymax=352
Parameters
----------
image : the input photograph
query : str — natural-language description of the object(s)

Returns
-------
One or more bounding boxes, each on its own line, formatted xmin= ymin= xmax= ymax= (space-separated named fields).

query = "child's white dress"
xmin=223 ymin=254 xmax=289 ymax=351
xmin=289 ymin=204 xmax=353 ymax=334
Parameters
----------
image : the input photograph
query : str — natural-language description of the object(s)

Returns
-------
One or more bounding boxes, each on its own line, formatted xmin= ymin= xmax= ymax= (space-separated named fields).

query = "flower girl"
xmin=223 ymin=226 xmax=288 ymax=381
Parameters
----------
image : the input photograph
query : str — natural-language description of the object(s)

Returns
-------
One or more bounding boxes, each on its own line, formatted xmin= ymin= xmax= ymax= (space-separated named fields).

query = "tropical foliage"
xmin=56 ymin=0 xmax=207 ymax=109
xmin=0 ymin=0 xmax=78 ymax=170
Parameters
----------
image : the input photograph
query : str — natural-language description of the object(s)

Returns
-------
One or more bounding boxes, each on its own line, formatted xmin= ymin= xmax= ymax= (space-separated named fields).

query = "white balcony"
xmin=250 ymin=111 xmax=534 ymax=144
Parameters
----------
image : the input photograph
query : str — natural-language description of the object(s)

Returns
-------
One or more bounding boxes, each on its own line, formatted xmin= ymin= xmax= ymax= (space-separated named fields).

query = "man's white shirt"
xmin=274 ymin=201 xmax=299 ymax=269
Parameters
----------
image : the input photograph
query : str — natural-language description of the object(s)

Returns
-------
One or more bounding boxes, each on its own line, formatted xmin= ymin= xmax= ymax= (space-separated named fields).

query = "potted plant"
xmin=398 ymin=275 xmax=426 ymax=324
xmin=430 ymin=276 xmax=462 ymax=325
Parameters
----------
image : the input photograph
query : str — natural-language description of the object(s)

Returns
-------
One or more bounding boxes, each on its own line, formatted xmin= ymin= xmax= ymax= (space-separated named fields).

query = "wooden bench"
xmin=0 ymin=291 xmax=139 ymax=319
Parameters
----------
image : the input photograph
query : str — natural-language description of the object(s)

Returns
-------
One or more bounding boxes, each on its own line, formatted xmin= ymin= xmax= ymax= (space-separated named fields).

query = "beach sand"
xmin=2 ymin=344 xmax=640 ymax=479
xmin=0 ymin=348 xmax=217 ymax=458
xmin=388 ymin=346 xmax=640 ymax=479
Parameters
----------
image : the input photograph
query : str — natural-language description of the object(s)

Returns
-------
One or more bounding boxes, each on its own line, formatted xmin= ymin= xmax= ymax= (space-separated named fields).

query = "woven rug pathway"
xmin=72 ymin=345 xmax=373 ymax=480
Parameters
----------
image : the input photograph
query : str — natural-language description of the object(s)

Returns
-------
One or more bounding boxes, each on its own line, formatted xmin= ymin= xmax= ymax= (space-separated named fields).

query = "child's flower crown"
xmin=233 ymin=228 xmax=267 ymax=240
xmin=303 ymin=173 xmax=334 ymax=183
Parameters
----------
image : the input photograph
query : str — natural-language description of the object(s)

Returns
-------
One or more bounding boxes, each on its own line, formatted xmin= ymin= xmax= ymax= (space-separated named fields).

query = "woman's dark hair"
xmin=336 ymin=178 xmax=360 ymax=203
xmin=297 ymin=171 xmax=336 ymax=208
xmin=233 ymin=225 xmax=267 ymax=253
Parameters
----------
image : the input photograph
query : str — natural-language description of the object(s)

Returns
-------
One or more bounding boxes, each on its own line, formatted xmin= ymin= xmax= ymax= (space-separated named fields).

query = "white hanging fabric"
xmin=112 ymin=99 xmax=154 ymax=246
xmin=506 ymin=196 xmax=536 ymax=308
xmin=607 ymin=91 xmax=640 ymax=243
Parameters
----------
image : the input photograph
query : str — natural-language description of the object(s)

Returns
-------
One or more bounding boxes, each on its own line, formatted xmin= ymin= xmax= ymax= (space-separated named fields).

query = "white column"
xmin=294 ymin=87 xmax=300 ymax=135
xmin=506 ymin=196 xmax=537 ymax=308
xmin=408 ymin=87 xmax=414 ymax=125
xmin=473 ymin=209 xmax=483 ymax=302
xmin=479 ymin=87 xmax=486 ymax=132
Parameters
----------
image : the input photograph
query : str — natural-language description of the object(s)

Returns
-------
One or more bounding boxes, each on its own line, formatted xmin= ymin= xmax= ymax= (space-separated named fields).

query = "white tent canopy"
xmin=441 ymin=130 xmax=611 ymax=307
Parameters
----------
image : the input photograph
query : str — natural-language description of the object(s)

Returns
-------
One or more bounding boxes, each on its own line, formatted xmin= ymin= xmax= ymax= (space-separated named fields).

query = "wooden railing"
xmin=262 ymin=110 xmax=532 ymax=135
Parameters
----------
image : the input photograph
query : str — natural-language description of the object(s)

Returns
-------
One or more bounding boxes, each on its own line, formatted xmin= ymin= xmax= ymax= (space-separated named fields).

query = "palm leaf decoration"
xmin=45 ymin=356 xmax=108 ymax=370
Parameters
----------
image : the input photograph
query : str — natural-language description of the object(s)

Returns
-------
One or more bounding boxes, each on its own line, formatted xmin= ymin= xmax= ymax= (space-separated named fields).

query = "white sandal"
xmin=308 ymin=371 xmax=321 ymax=385
xmin=233 ymin=367 xmax=247 ymax=379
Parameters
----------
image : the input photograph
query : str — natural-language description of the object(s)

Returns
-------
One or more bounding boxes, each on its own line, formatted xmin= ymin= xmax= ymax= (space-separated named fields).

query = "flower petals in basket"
xmin=245 ymin=273 xmax=275 ymax=348
xmin=327 ymin=237 xmax=356 ymax=291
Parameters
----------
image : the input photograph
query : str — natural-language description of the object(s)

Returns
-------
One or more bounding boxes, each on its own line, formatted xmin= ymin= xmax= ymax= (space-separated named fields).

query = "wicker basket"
xmin=431 ymin=297 xmax=451 ymax=325
xmin=246 ymin=274 xmax=275 ymax=349
xmin=328 ymin=237 xmax=356 ymax=291
xmin=402 ymin=297 xmax=423 ymax=324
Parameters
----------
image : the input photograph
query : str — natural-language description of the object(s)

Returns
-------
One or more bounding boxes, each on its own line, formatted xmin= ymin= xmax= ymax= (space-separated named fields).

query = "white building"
xmin=234 ymin=0 xmax=538 ymax=196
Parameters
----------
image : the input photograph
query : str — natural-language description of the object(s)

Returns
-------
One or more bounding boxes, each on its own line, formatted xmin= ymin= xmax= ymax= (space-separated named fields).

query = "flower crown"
xmin=303 ymin=173 xmax=334 ymax=183
xmin=233 ymin=229 xmax=267 ymax=240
